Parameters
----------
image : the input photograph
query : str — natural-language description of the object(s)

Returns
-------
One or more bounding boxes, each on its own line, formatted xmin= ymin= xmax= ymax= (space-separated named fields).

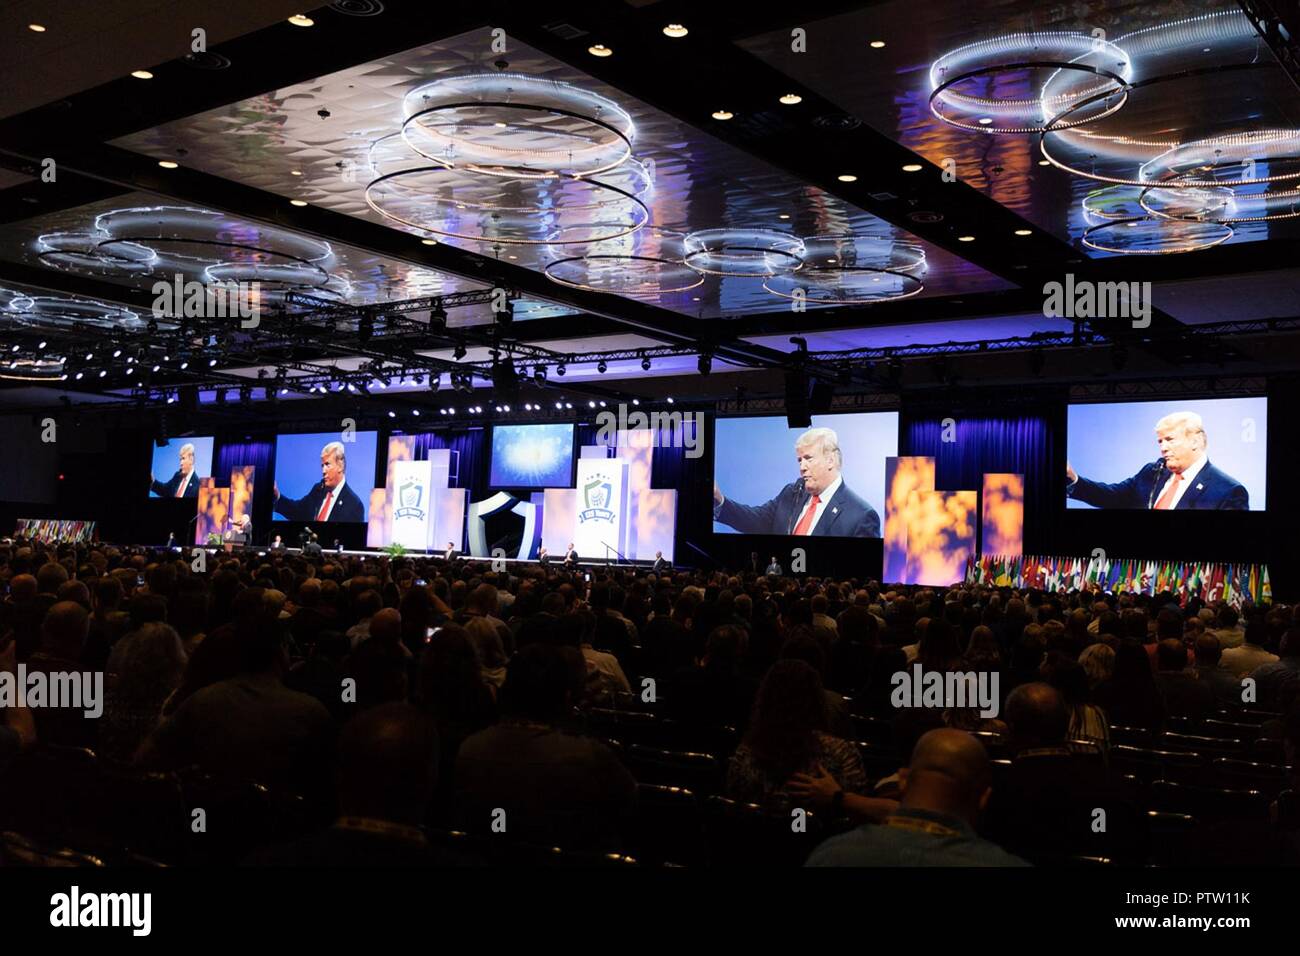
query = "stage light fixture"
xmin=641 ymin=355 xmax=651 ymax=371
xmin=565 ymin=402 xmax=573 ymax=409
xmin=429 ymin=301 xmax=448 ymax=326
xmin=588 ymin=400 xmax=596 ymax=408
xmin=597 ymin=360 xmax=607 ymax=373
xmin=453 ymin=342 xmax=467 ymax=360
xmin=666 ymin=396 xmax=674 ymax=404
xmin=556 ymin=363 xmax=566 ymax=376
xmin=698 ymin=353 xmax=713 ymax=375
xmin=632 ymin=398 xmax=640 ymax=406
xmin=533 ymin=365 xmax=546 ymax=383
xmin=388 ymin=410 xmax=396 ymax=419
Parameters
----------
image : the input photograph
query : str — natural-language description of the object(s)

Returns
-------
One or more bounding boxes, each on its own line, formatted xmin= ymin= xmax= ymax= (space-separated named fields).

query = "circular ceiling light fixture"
xmin=663 ymin=24 xmax=688 ymax=38
xmin=588 ymin=44 xmax=613 ymax=57
xmin=544 ymin=254 xmax=705 ymax=295
xmin=761 ymin=235 xmax=925 ymax=303
xmin=683 ymin=228 xmax=805 ymax=277
xmin=157 ymin=160 xmax=178 ymax=169
xmin=1080 ymin=216 xmax=1233 ymax=254
xmin=3 ymin=294 xmax=149 ymax=331
xmin=35 ymin=231 xmax=157 ymax=275
xmin=711 ymin=110 xmax=734 ymax=121
xmin=929 ymin=32 xmax=1132 ymax=134
xmin=1080 ymin=185 xmax=1149 ymax=224
xmin=400 ymin=74 xmax=635 ymax=179
xmin=288 ymin=14 xmax=315 ymax=27
xmin=779 ymin=93 xmax=803 ymax=105
xmin=131 ymin=70 xmax=154 ymax=80
xmin=365 ymin=163 xmax=649 ymax=246
xmin=1138 ymin=129 xmax=1300 ymax=189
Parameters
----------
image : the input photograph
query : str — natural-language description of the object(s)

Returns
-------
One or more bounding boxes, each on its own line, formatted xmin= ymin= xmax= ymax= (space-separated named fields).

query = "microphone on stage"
xmin=1147 ymin=457 xmax=1167 ymax=509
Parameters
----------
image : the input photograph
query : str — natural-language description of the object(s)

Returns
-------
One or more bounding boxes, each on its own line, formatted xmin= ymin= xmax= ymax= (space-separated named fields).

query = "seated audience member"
xmin=665 ymin=624 xmax=758 ymax=731
xmin=727 ymin=660 xmax=868 ymax=814
xmin=1220 ymin=614 xmax=1280 ymax=677
xmin=417 ymin=624 xmax=498 ymax=815
xmin=984 ymin=683 xmax=1139 ymax=863
xmin=1094 ymin=640 xmax=1165 ymax=731
xmin=1078 ymin=643 xmax=1115 ymax=691
xmin=25 ymin=601 xmax=96 ymax=748
xmin=0 ymin=639 xmax=36 ymax=772
xmin=1041 ymin=653 xmax=1110 ymax=751
xmin=250 ymin=703 xmax=480 ymax=866
xmin=101 ymin=622 xmax=188 ymax=764
xmin=3 ymin=574 xmax=46 ymax=661
xmin=455 ymin=644 xmax=636 ymax=851
xmin=1193 ymin=633 xmax=1246 ymax=708
xmin=1153 ymin=637 xmax=1216 ymax=719
xmin=464 ymin=616 xmax=510 ymax=691
xmin=138 ymin=612 xmax=335 ymax=802
xmin=779 ymin=630 xmax=855 ymax=739
xmin=1211 ymin=605 xmax=1246 ymax=650
xmin=828 ymin=605 xmax=879 ymax=694
xmin=806 ymin=729 xmax=1028 ymax=867
xmin=1250 ymin=630 xmax=1300 ymax=712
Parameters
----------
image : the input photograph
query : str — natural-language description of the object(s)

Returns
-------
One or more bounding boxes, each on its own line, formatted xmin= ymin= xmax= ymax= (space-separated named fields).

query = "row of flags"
xmin=13 ymin=519 xmax=98 ymax=545
xmin=967 ymin=553 xmax=1271 ymax=608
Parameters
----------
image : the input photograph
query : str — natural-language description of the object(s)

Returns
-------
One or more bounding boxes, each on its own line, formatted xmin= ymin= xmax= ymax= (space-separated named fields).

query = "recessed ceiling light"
xmin=837 ymin=174 xmax=858 ymax=182
xmin=869 ymin=40 xmax=886 ymax=48
xmin=1037 ymin=159 xmax=1051 ymax=166
xmin=157 ymin=160 xmax=178 ymax=169
xmin=778 ymin=214 xmax=791 ymax=219
xmin=288 ymin=14 xmax=314 ymax=27
xmin=1014 ymin=229 xmax=1032 ymax=236
xmin=901 ymin=163 xmax=923 ymax=172
xmin=290 ymin=170 xmax=302 ymax=176
xmin=588 ymin=44 xmax=613 ymax=57
xmin=290 ymin=199 xmax=308 ymax=207
xmin=779 ymin=93 xmax=802 ymax=105
xmin=131 ymin=70 xmax=154 ymax=80
xmin=28 ymin=23 xmax=46 ymax=33
xmin=957 ymin=235 xmax=976 ymax=242
xmin=711 ymin=109 xmax=733 ymax=121
xmin=508 ymin=255 xmax=518 ymax=260
xmin=663 ymin=23 xmax=688 ymax=38
xmin=978 ymin=117 xmax=993 ymax=125
xmin=421 ymin=239 xmax=438 ymax=245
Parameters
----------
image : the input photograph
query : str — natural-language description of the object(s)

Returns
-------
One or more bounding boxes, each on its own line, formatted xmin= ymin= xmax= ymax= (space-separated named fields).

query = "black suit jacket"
xmin=274 ymin=480 xmax=365 ymax=523
xmin=151 ymin=469 xmax=199 ymax=499
xmin=716 ymin=479 xmax=881 ymax=538
xmin=564 ymin=550 xmax=579 ymax=566
xmin=652 ymin=557 xmax=669 ymax=574
xmin=1068 ymin=460 xmax=1248 ymax=510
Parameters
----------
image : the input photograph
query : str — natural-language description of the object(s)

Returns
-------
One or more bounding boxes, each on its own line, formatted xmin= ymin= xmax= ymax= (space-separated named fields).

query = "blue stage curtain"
xmin=410 ymin=428 xmax=486 ymax=494
xmin=902 ymin=413 xmax=1055 ymax=553
xmin=213 ymin=437 xmax=275 ymax=541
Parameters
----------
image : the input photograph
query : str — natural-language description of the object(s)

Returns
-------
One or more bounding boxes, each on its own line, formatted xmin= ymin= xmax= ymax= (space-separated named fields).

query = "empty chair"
xmin=1158 ymin=733 xmax=1246 ymax=757
xmin=1208 ymin=758 xmax=1291 ymax=796
xmin=580 ymin=708 xmax=662 ymax=748
xmin=703 ymin=795 xmax=822 ymax=867
xmin=1 ymin=831 xmax=105 ymax=867
xmin=1111 ymin=745 xmax=1202 ymax=784
xmin=1144 ymin=810 xmax=1197 ymax=867
xmin=624 ymin=744 xmax=722 ymax=795
xmin=627 ymin=784 xmax=706 ymax=867
xmin=1149 ymin=779 xmax=1270 ymax=822
xmin=1108 ymin=725 xmax=1154 ymax=747
xmin=851 ymin=714 xmax=893 ymax=748
xmin=1200 ymin=719 xmax=1262 ymax=741
xmin=856 ymin=741 xmax=904 ymax=783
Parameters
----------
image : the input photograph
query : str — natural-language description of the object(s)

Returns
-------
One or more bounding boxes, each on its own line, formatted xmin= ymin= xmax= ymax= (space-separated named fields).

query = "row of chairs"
xmin=0 ymin=745 xmax=322 ymax=865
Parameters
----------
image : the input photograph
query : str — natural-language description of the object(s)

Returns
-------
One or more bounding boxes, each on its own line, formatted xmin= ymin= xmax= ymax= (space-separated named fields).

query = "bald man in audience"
xmin=807 ymin=729 xmax=1028 ymax=866
xmin=26 ymin=601 xmax=96 ymax=748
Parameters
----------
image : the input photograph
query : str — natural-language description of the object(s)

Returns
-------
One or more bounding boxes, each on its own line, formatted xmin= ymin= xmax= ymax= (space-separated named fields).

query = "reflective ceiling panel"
xmin=113 ymin=27 xmax=1012 ymax=316
xmin=739 ymin=0 xmax=1300 ymax=257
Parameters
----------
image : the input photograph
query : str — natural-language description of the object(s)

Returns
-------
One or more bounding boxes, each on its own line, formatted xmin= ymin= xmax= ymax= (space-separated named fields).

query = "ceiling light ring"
xmin=930 ymin=60 xmax=1130 ymax=134
xmin=1079 ymin=216 xmax=1234 ymax=255
xmin=800 ymin=234 xmax=928 ymax=277
xmin=543 ymin=254 xmax=706 ymax=294
xmin=364 ymin=164 xmax=649 ymax=245
xmin=1137 ymin=176 xmax=1300 ymax=223
xmin=682 ymin=228 xmax=806 ymax=277
xmin=762 ymin=267 xmax=925 ymax=304
xmin=1038 ymin=61 xmax=1277 ymax=185
xmin=97 ymin=235 xmax=333 ymax=288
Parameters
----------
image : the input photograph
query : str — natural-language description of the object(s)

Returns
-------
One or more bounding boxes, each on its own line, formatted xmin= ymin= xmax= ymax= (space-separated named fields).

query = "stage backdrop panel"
xmin=574 ymin=457 xmax=630 ymax=561
xmin=541 ymin=489 xmax=577 ymax=557
xmin=229 ymin=466 xmax=255 ymax=528
xmin=368 ymin=435 xmax=418 ymax=547
xmin=883 ymin=457 xmax=936 ymax=583
xmin=1067 ymin=397 xmax=1267 ymax=511
xmin=194 ymin=478 xmax=229 ymax=545
xmin=910 ymin=490 xmax=978 ymax=587
xmin=982 ymin=473 xmax=1024 ymax=556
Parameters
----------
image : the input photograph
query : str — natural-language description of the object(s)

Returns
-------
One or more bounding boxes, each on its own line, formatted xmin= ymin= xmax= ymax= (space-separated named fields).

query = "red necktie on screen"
xmin=1153 ymin=472 xmax=1182 ymax=510
xmin=174 ymin=476 xmax=184 ymax=498
xmin=316 ymin=490 xmax=333 ymax=522
xmin=793 ymin=494 xmax=821 ymax=535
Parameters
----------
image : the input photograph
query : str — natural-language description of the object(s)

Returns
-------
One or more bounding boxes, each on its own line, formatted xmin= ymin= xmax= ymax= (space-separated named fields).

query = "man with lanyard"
xmin=801 ymin=728 xmax=1028 ymax=866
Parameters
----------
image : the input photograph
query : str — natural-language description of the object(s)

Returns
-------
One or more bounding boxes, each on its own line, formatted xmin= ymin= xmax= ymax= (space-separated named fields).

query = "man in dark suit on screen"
xmin=1066 ymin=411 xmax=1248 ymax=511
xmin=150 ymin=442 xmax=200 ymax=498
xmin=273 ymin=441 xmax=365 ymax=523
xmin=713 ymin=427 xmax=881 ymax=538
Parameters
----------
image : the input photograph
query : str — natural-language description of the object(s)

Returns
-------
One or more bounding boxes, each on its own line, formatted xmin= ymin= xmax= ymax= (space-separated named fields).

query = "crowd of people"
xmin=1 ymin=535 xmax=1297 ymax=866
